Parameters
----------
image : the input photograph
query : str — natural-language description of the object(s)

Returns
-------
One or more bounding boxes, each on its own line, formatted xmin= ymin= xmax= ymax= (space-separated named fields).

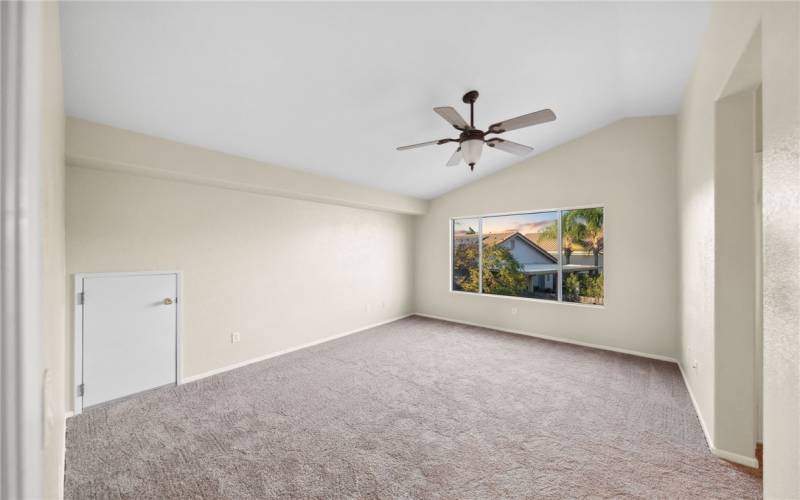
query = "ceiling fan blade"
xmin=445 ymin=147 xmax=462 ymax=167
xmin=434 ymin=106 xmax=469 ymax=130
xmin=486 ymin=138 xmax=534 ymax=156
xmin=488 ymin=109 xmax=556 ymax=134
xmin=396 ymin=138 xmax=453 ymax=151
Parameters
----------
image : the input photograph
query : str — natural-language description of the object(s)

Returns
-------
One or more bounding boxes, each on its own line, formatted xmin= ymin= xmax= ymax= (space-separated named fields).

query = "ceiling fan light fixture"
xmin=461 ymin=138 xmax=483 ymax=169
xmin=396 ymin=90 xmax=555 ymax=172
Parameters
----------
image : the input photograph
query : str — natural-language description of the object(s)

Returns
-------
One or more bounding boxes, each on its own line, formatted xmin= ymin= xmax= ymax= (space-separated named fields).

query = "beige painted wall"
xmin=40 ymin=2 xmax=66 ymax=498
xmin=65 ymin=123 xmax=417 ymax=412
xmin=415 ymin=117 xmax=679 ymax=359
xmin=677 ymin=2 xmax=799 ymax=496
xmin=66 ymin=118 xmax=427 ymax=216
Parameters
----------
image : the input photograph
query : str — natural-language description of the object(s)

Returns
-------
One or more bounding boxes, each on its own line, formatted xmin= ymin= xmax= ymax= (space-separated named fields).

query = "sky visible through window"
xmin=482 ymin=212 xmax=556 ymax=235
xmin=453 ymin=219 xmax=478 ymax=237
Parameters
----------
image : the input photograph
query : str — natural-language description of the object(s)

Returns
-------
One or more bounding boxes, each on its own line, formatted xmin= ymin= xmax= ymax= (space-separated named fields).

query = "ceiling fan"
xmin=397 ymin=90 xmax=556 ymax=171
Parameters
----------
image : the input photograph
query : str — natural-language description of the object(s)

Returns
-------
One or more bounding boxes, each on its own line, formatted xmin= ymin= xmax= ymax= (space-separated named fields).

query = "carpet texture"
xmin=65 ymin=316 xmax=761 ymax=498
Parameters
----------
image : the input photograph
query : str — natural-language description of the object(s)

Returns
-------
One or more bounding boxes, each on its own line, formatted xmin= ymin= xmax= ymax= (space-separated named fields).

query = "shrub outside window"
xmin=452 ymin=218 xmax=480 ymax=293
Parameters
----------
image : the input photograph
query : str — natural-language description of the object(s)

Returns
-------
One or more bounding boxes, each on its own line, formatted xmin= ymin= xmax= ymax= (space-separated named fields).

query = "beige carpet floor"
xmin=65 ymin=315 xmax=762 ymax=498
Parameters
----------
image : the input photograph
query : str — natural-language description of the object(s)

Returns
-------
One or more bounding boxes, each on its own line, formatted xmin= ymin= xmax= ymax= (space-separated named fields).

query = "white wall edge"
xmin=678 ymin=362 xmax=758 ymax=469
xmin=413 ymin=312 xmax=678 ymax=363
xmin=181 ymin=314 xmax=414 ymax=384
xmin=61 ymin=411 xmax=73 ymax=499
xmin=678 ymin=362 xmax=713 ymax=447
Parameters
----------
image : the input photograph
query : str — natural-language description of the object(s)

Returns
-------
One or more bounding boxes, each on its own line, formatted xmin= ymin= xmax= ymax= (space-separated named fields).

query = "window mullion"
xmin=557 ymin=210 xmax=563 ymax=302
xmin=478 ymin=218 xmax=483 ymax=294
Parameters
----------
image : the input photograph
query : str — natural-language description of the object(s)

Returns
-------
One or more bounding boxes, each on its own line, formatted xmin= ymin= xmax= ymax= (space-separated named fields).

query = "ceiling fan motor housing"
xmin=459 ymin=129 xmax=485 ymax=142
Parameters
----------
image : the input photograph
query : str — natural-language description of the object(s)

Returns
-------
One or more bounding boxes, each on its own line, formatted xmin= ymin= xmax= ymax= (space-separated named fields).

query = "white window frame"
xmin=449 ymin=204 xmax=606 ymax=308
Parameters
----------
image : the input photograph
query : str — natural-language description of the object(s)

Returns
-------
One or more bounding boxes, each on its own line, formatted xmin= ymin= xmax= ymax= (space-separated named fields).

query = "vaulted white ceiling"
xmin=60 ymin=2 xmax=710 ymax=199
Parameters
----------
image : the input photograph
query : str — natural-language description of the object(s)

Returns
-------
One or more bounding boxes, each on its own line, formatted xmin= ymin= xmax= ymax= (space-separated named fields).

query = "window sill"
xmin=449 ymin=289 xmax=605 ymax=309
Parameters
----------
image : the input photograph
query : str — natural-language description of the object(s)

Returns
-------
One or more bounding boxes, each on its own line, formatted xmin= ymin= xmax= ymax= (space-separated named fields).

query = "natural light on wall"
xmin=451 ymin=207 xmax=604 ymax=305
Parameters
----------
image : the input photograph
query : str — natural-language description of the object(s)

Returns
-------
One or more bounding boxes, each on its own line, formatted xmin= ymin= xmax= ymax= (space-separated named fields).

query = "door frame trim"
xmin=72 ymin=271 xmax=183 ymax=415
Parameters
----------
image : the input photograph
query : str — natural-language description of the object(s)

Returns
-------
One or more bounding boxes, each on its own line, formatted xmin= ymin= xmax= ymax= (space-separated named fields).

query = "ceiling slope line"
xmin=66 ymin=153 xmax=429 ymax=216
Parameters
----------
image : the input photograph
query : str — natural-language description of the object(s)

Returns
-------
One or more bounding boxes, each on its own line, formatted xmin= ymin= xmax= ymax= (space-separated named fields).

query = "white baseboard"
xmin=710 ymin=446 xmax=759 ymax=468
xmin=181 ymin=314 xmax=414 ymax=384
xmin=677 ymin=362 xmax=759 ymax=469
xmin=413 ymin=312 xmax=678 ymax=363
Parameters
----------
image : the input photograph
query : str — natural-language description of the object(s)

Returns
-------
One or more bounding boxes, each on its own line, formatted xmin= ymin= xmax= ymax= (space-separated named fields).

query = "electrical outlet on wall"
xmin=692 ymin=360 xmax=698 ymax=370
xmin=231 ymin=332 xmax=241 ymax=344
xmin=511 ymin=307 xmax=518 ymax=315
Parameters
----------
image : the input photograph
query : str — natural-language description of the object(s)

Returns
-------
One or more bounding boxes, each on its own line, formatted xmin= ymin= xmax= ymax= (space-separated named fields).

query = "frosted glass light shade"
xmin=461 ymin=139 xmax=484 ymax=166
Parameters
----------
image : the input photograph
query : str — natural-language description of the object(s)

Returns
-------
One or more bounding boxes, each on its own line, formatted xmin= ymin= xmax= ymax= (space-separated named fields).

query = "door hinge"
xmin=78 ymin=292 xmax=84 ymax=305
xmin=77 ymin=383 xmax=84 ymax=397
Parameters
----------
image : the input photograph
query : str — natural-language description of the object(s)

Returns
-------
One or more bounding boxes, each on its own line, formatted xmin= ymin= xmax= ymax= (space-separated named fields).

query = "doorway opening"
xmin=712 ymin=24 xmax=763 ymax=468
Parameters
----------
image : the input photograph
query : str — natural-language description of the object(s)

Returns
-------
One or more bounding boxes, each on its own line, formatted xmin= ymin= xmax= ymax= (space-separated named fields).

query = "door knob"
xmin=163 ymin=298 xmax=174 ymax=305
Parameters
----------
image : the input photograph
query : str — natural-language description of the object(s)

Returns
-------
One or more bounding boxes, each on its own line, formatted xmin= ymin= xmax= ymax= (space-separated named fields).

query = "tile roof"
xmin=484 ymin=231 xmax=558 ymax=263
xmin=456 ymin=230 xmax=601 ymax=257
xmin=525 ymin=233 xmax=559 ymax=252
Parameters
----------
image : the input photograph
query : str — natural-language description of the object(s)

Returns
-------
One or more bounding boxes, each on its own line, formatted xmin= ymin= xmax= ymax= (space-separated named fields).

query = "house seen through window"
xmin=452 ymin=207 xmax=604 ymax=305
